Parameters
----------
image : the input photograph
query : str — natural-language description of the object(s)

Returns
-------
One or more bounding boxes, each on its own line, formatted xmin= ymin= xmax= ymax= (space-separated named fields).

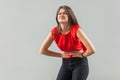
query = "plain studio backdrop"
xmin=0 ymin=0 xmax=120 ymax=80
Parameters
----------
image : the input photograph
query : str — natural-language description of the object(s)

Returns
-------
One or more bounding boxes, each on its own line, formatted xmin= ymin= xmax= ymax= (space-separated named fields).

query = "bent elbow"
xmin=40 ymin=48 xmax=45 ymax=54
xmin=91 ymin=48 xmax=96 ymax=54
xmin=92 ymin=51 xmax=95 ymax=54
xmin=87 ymin=48 xmax=96 ymax=55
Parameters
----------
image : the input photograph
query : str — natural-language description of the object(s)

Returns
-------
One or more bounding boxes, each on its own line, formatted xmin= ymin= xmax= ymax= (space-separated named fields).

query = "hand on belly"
xmin=61 ymin=50 xmax=84 ymax=58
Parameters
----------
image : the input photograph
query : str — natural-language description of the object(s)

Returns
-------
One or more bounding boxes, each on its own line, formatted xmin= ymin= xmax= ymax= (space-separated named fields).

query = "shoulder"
xmin=71 ymin=25 xmax=81 ymax=31
xmin=51 ymin=26 xmax=58 ymax=33
xmin=51 ymin=26 xmax=59 ymax=37
xmin=76 ymin=25 xmax=86 ymax=38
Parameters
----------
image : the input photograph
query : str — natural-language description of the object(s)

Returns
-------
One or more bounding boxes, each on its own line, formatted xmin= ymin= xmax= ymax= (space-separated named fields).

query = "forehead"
xmin=58 ymin=8 xmax=66 ymax=13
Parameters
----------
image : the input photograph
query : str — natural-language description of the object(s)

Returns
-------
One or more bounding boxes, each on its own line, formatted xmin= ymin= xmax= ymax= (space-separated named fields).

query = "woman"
xmin=40 ymin=5 xmax=95 ymax=80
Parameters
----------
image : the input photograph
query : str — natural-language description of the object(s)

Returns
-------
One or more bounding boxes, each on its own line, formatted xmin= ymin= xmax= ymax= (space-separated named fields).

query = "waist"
xmin=62 ymin=50 xmax=83 ymax=59
xmin=63 ymin=54 xmax=75 ymax=59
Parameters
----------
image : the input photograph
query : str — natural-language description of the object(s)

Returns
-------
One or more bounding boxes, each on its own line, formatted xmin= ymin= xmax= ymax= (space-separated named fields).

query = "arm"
xmin=40 ymin=32 xmax=62 ymax=58
xmin=76 ymin=28 xmax=96 ymax=57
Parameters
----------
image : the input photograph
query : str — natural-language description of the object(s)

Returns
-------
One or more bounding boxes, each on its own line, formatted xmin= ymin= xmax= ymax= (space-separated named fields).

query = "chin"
xmin=59 ymin=20 xmax=68 ymax=23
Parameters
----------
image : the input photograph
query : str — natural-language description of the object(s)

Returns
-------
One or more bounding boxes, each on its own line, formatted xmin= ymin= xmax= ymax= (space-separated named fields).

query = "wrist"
xmin=81 ymin=52 xmax=86 ymax=58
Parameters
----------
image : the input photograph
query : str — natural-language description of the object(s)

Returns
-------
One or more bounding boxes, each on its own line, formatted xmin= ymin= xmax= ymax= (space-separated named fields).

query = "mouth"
xmin=59 ymin=17 xmax=66 ymax=20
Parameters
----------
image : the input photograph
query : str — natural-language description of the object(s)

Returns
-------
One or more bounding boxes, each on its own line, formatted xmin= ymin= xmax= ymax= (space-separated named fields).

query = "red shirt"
xmin=51 ymin=25 xmax=86 ymax=52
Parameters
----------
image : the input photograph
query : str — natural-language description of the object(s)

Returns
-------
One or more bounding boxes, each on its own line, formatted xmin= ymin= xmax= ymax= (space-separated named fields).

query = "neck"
xmin=60 ymin=23 xmax=70 ymax=32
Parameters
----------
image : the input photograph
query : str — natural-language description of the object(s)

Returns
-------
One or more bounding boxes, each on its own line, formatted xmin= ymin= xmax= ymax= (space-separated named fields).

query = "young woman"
xmin=40 ymin=5 xmax=95 ymax=80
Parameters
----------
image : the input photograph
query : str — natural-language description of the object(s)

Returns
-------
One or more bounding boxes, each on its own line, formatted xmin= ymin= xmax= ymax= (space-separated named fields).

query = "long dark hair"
xmin=56 ymin=5 xmax=79 ymax=31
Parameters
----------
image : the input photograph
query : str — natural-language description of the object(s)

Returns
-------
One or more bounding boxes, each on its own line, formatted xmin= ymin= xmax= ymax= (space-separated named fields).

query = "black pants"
xmin=56 ymin=57 xmax=89 ymax=80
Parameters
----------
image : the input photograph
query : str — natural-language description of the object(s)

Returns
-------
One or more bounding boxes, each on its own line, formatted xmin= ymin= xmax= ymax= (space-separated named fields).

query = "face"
xmin=57 ymin=8 xmax=68 ymax=24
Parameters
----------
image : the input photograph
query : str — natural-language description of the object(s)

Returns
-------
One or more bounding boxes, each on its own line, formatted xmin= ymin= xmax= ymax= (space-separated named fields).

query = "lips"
xmin=59 ymin=17 xmax=66 ymax=20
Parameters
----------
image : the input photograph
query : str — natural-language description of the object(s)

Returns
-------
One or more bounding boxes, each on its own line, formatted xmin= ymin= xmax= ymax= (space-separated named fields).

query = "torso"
xmin=51 ymin=25 xmax=86 ymax=52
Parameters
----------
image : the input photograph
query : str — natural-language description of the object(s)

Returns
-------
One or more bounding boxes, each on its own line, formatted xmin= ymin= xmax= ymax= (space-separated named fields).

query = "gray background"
xmin=0 ymin=0 xmax=120 ymax=80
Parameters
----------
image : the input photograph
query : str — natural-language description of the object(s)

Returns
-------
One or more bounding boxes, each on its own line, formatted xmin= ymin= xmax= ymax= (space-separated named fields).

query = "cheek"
xmin=57 ymin=15 xmax=60 ymax=18
xmin=65 ymin=16 xmax=69 ymax=21
xmin=65 ymin=15 xmax=68 ymax=19
xmin=66 ymin=16 xmax=68 ymax=20
xmin=57 ymin=16 xmax=60 ymax=19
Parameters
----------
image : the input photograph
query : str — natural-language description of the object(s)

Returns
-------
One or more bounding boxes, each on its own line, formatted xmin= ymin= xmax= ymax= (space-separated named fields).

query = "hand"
xmin=61 ymin=50 xmax=84 ymax=58
xmin=61 ymin=52 xmax=73 ymax=58
xmin=72 ymin=50 xmax=84 ymax=58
